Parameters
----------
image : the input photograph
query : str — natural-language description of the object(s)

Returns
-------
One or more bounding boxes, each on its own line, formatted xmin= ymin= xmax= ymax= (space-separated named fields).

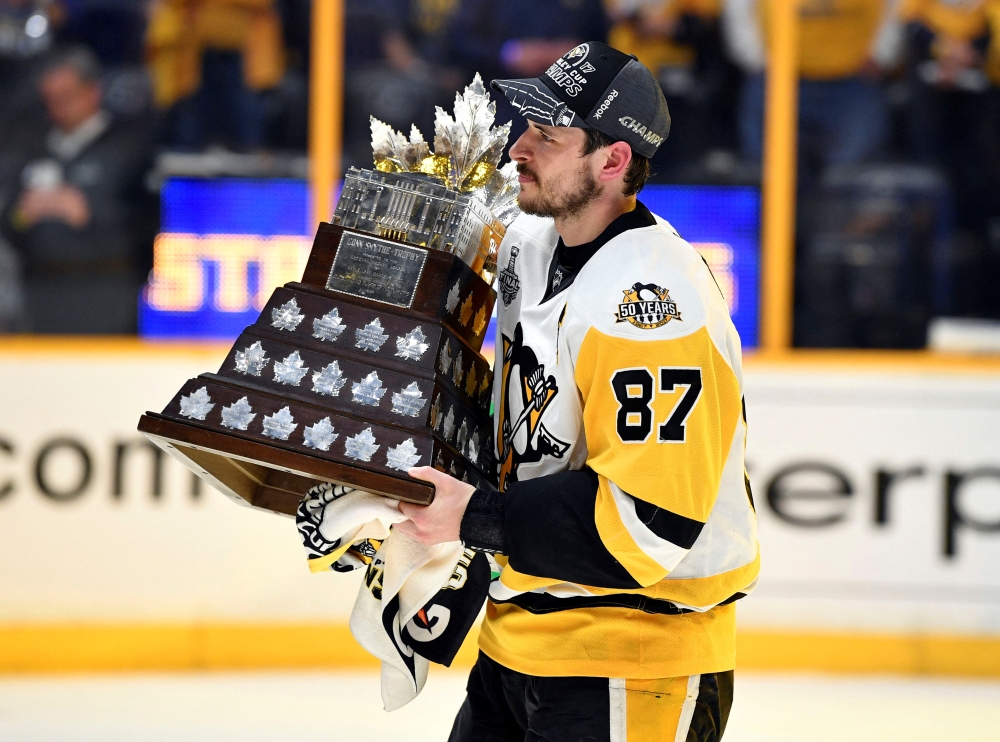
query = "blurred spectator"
xmin=57 ymin=0 xmax=146 ymax=68
xmin=450 ymin=0 xmax=609 ymax=81
xmin=0 ymin=0 xmax=55 ymax=136
xmin=900 ymin=0 xmax=991 ymax=315
xmin=262 ymin=0 xmax=311 ymax=150
xmin=903 ymin=2 xmax=988 ymax=199
xmin=147 ymin=0 xmax=285 ymax=151
xmin=985 ymin=0 xmax=1000 ymax=195
xmin=57 ymin=0 xmax=155 ymax=121
xmin=0 ymin=0 xmax=52 ymax=60
xmin=449 ymin=0 xmax=610 ymax=142
xmin=983 ymin=0 xmax=1000 ymax=317
xmin=342 ymin=0 xmax=466 ymax=169
xmin=902 ymin=0 xmax=989 ymax=162
xmin=399 ymin=0 xmax=463 ymax=68
xmin=724 ymin=0 xmax=901 ymax=174
xmin=606 ymin=0 xmax=740 ymax=178
xmin=0 ymin=235 xmax=25 ymax=330
xmin=0 ymin=47 xmax=155 ymax=333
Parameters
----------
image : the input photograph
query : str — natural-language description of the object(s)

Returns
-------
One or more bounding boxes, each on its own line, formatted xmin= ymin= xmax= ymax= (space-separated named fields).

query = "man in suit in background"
xmin=0 ymin=46 xmax=154 ymax=333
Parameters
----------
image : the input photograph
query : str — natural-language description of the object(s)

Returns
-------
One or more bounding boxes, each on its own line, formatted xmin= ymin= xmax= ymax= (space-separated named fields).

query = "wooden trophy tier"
xmin=303 ymin=222 xmax=497 ymax=352
xmin=138 ymin=224 xmax=498 ymax=516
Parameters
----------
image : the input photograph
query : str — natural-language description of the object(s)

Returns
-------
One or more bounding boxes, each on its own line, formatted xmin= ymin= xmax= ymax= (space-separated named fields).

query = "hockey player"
xmin=396 ymin=41 xmax=759 ymax=741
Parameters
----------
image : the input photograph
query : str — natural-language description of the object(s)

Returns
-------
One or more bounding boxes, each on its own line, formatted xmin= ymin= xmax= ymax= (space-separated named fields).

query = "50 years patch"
xmin=615 ymin=282 xmax=682 ymax=329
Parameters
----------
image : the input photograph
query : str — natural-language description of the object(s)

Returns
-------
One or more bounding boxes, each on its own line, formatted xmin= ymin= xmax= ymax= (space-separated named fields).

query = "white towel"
xmin=297 ymin=483 xmax=486 ymax=710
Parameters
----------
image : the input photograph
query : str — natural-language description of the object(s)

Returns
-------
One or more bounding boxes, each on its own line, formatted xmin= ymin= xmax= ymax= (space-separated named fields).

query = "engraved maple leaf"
xmin=473 ymin=305 xmax=487 ymax=336
xmin=433 ymin=73 xmax=511 ymax=192
xmin=465 ymin=364 xmax=478 ymax=397
xmin=459 ymin=294 xmax=474 ymax=326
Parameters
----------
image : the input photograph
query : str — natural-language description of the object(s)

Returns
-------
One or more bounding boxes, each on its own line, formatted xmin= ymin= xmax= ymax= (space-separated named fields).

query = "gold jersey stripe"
xmin=594 ymin=476 xmax=671 ymax=586
xmin=479 ymin=601 xmax=737 ymax=679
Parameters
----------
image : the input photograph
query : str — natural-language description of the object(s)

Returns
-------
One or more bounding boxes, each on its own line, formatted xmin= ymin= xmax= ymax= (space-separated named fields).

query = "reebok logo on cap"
xmin=593 ymin=89 xmax=618 ymax=120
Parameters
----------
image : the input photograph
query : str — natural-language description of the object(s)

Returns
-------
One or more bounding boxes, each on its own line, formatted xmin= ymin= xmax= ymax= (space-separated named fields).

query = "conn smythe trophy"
xmin=137 ymin=76 xmax=519 ymax=515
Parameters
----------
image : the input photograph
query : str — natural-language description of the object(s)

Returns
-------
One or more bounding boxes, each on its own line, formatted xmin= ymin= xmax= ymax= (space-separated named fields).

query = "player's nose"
xmin=508 ymin=130 xmax=532 ymax=161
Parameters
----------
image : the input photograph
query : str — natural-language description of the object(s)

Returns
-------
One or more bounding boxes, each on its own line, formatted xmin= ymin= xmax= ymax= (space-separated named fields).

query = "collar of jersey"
xmin=541 ymin=200 xmax=657 ymax=302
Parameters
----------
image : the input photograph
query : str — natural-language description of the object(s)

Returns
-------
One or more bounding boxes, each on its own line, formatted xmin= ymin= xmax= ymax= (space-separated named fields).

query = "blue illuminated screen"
xmin=642 ymin=186 xmax=760 ymax=347
xmin=140 ymin=179 xmax=759 ymax=348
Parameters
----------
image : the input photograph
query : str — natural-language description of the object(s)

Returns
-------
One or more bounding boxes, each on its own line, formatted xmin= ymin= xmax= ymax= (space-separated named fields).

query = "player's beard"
xmin=516 ymin=160 xmax=602 ymax=220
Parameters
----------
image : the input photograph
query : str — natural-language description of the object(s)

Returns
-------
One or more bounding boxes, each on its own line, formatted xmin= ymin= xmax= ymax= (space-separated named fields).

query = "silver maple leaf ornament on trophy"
xmin=137 ymin=76 xmax=519 ymax=514
xmin=337 ymin=73 xmax=521 ymax=282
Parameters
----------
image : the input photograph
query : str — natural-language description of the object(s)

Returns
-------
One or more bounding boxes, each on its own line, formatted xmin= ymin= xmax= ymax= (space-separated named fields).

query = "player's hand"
xmin=17 ymin=186 xmax=90 ymax=228
xmin=394 ymin=466 xmax=475 ymax=546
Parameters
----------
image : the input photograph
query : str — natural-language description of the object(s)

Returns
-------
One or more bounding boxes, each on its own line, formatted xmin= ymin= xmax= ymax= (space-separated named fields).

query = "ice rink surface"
xmin=1 ymin=670 xmax=999 ymax=742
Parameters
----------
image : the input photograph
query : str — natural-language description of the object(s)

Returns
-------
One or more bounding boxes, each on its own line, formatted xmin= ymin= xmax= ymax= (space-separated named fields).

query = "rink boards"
xmin=1 ymin=340 xmax=999 ymax=675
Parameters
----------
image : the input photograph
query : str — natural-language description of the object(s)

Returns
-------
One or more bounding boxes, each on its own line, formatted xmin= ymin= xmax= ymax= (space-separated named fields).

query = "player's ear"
xmin=599 ymin=141 xmax=632 ymax=184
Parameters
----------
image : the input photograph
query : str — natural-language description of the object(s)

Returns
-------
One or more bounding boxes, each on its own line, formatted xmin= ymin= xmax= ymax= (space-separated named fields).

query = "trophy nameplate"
xmin=326 ymin=232 xmax=428 ymax=308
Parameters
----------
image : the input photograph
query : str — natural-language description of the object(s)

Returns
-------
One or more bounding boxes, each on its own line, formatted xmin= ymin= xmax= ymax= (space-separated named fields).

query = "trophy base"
xmin=138 ymin=413 xmax=435 ymax=516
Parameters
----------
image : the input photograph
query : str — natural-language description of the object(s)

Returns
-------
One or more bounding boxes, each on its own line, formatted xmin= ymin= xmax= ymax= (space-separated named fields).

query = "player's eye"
xmin=539 ymin=132 xmax=553 ymax=142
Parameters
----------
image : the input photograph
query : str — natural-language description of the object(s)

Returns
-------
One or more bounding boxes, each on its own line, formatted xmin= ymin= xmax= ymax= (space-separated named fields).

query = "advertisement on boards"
xmin=1 ymin=352 xmax=998 ymax=635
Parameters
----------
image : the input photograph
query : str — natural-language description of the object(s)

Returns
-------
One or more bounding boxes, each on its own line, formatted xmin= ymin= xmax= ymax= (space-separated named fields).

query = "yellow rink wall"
xmin=2 ymin=624 xmax=1000 ymax=677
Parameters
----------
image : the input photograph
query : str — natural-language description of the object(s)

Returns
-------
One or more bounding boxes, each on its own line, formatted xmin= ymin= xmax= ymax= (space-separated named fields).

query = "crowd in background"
xmin=0 ymin=0 xmax=998 ymax=347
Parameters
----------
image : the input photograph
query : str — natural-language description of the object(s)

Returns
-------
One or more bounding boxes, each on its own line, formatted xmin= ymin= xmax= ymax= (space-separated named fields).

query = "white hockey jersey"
xmin=478 ymin=206 xmax=760 ymax=679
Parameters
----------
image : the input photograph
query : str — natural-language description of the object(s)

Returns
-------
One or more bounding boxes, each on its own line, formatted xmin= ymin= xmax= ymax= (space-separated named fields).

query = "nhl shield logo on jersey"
xmin=615 ymin=282 xmax=682 ymax=329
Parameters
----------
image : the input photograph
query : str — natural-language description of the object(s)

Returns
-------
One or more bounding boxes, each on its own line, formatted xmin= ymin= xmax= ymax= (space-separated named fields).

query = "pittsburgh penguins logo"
xmin=565 ymin=43 xmax=596 ymax=73
xmin=565 ymin=43 xmax=589 ymax=61
xmin=615 ymin=282 xmax=682 ymax=330
xmin=496 ymin=324 xmax=570 ymax=491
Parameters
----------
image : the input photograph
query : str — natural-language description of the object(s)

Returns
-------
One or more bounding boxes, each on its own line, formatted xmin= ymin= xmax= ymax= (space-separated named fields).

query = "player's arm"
xmin=461 ymin=322 xmax=742 ymax=589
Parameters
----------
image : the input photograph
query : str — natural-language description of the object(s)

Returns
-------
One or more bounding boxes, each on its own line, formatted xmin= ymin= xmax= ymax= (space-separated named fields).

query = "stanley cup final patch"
xmin=498 ymin=246 xmax=521 ymax=307
xmin=615 ymin=282 xmax=682 ymax=329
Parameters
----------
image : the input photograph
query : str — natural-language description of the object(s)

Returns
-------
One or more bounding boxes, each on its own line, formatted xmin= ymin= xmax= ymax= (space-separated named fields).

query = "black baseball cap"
xmin=491 ymin=42 xmax=670 ymax=158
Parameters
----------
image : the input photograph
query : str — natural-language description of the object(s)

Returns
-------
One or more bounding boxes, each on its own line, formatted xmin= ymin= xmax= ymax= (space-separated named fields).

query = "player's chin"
xmin=516 ymin=191 xmax=542 ymax=213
